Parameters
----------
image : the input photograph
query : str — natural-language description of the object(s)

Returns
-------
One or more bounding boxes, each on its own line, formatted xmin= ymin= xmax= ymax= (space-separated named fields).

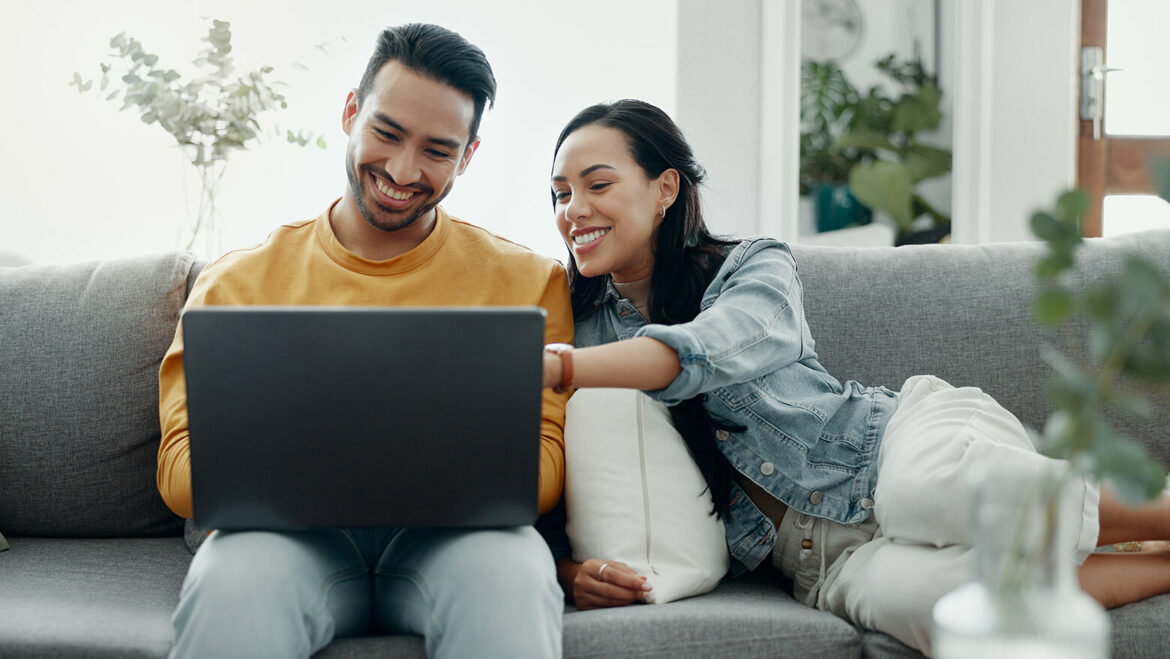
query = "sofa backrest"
xmin=0 ymin=252 xmax=200 ymax=537
xmin=3 ymin=232 xmax=1166 ymax=537
xmin=790 ymin=229 xmax=1170 ymax=468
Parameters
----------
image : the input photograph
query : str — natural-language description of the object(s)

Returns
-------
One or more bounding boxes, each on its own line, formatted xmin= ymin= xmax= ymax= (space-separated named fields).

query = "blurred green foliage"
xmin=800 ymin=55 xmax=952 ymax=238
xmin=1032 ymin=174 xmax=1170 ymax=503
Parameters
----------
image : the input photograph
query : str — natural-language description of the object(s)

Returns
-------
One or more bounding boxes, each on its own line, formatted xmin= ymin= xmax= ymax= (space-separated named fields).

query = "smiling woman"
xmin=552 ymin=125 xmax=676 ymax=283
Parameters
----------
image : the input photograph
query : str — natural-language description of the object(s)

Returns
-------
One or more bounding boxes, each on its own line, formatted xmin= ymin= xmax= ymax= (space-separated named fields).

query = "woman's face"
xmin=551 ymin=124 xmax=674 ymax=283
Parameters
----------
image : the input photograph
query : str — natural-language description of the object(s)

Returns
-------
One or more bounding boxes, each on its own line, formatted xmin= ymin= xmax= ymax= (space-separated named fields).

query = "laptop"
xmin=181 ymin=306 xmax=546 ymax=531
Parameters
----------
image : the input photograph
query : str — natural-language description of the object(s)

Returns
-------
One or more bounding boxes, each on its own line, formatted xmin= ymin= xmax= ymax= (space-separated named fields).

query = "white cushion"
xmin=564 ymin=388 xmax=729 ymax=604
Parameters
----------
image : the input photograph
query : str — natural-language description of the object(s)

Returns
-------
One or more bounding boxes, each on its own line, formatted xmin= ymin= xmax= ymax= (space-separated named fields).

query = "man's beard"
xmin=345 ymin=157 xmax=451 ymax=233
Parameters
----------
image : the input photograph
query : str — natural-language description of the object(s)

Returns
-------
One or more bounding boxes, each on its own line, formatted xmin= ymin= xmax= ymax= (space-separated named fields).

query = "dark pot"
xmin=814 ymin=184 xmax=873 ymax=233
xmin=895 ymin=222 xmax=952 ymax=246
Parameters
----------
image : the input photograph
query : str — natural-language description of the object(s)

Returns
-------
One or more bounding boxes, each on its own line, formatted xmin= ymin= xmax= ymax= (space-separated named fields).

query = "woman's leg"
xmin=1096 ymin=487 xmax=1170 ymax=545
xmin=1080 ymin=490 xmax=1170 ymax=608
xmin=1080 ymin=552 xmax=1170 ymax=609
xmin=818 ymin=536 xmax=973 ymax=656
xmin=874 ymin=375 xmax=1075 ymax=549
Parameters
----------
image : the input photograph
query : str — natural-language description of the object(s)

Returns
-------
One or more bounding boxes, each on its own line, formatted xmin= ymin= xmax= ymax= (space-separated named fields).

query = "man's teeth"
xmin=574 ymin=229 xmax=609 ymax=245
xmin=374 ymin=177 xmax=415 ymax=201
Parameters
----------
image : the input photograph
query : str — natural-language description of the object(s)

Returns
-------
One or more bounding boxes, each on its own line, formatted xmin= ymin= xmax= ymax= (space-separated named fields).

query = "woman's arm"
xmin=545 ymin=240 xmax=805 ymax=401
xmin=543 ymin=336 xmax=681 ymax=391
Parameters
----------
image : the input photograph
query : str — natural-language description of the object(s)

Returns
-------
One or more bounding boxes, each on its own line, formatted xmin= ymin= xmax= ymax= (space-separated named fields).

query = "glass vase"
xmin=932 ymin=465 xmax=1109 ymax=658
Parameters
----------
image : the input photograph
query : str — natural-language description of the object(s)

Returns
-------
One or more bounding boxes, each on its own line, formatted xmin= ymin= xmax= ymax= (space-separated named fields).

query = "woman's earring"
xmin=659 ymin=205 xmax=667 ymax=219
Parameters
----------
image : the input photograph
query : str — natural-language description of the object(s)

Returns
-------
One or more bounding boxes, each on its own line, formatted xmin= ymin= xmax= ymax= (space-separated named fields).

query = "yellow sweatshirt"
xmin=157 ymin=202 xmax=573 ymax=519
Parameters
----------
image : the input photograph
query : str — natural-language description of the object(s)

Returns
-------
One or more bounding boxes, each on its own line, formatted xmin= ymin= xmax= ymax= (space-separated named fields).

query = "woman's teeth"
xmin=574 ymin=228 xmax=609 ymax=245
xmin=375 ymin=177 xmax=414 ymax=201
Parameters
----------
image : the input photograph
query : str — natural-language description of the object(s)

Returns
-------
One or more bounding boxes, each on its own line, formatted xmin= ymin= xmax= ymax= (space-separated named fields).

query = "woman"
xmin=539 ymin=99 xmax=1170 ymax=653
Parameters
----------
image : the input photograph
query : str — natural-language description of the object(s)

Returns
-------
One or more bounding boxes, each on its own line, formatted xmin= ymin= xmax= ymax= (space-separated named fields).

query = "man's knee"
xmin=413 ymin=526 xmax=561 ymax=616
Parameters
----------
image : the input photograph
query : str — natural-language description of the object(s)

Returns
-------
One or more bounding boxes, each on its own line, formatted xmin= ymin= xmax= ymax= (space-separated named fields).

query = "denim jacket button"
xmin=860 ymin=497 xmax=874 ymax=510
xmin=715 ymin=429 xmax=730 ymax=441
xmin=809 ymin=491 xmax=823 ymax=505
xmin=760 ymin=462 xmax=775 ymax=476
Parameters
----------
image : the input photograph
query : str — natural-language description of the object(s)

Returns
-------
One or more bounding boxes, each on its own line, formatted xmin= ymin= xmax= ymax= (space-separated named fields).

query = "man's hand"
xmin=558 ymin=557 xmax=652 ymax=610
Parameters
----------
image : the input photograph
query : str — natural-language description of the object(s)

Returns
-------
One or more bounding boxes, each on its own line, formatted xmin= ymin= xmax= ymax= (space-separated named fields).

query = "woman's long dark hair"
xmin=552 ymin=99 xmax=741 ymax=518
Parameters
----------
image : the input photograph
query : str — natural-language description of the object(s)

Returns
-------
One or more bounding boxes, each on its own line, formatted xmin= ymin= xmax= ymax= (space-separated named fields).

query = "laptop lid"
xmin=182 ymin=306 xmax=546 ymax=530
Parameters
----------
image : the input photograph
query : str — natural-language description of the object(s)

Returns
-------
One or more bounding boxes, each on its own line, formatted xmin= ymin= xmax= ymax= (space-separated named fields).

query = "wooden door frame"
xmin=1078 ymin=0 xmax=1170 ymax=237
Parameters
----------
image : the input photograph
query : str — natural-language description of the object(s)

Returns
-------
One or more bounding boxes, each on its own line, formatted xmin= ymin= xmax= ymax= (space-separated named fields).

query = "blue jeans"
xmin=170 ymin=526 xmax=562 ymax=659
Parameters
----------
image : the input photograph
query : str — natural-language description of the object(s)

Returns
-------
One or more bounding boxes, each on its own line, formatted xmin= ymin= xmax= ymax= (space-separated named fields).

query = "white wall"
xmin=675 ymin=0 xmax=761 ymax=238
xmin=0 ymin=0 xmax=678 ymax=265
xmin=0 ymin=0 xmax=1085 ymax=264
xmin=984 ymin=0 xmax=1079 ymax=243
xmin=673 ymin=0 xmax=801 ymax=242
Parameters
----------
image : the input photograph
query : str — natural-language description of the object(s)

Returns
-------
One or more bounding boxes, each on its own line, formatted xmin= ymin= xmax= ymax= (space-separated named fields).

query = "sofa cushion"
xmin=0 ymin=253 xmax=195 ymax=537
xmin=562 ymin=574 xmax=860 ymax=658
xmin=791 ymin=229 xmax=1170 ymax=466
xmin=0 ymin=537 xmax=191 ymax=657
xmin=564 ymin=388 xmax=729 ymax=604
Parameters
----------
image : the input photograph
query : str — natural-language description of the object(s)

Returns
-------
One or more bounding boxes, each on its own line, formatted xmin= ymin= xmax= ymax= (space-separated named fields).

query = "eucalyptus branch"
xmin=1031 ymin=188 xmax=1169 ymax=503
xmin=72 ymin=18 xmax=327 ymax=254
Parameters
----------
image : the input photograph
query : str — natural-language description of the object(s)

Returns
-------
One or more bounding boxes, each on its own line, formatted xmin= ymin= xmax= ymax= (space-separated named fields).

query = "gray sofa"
xmin=3 ymin=230 xmax=1169 ymax=658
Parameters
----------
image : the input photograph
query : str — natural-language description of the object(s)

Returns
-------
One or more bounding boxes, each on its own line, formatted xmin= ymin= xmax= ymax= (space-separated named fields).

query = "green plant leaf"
xmin=1035 ymin=288 xmax=1074 ymax=324
xmin=316 ymin=136 xmax=327 ymax=149
xmin=849 ymin=161 xmax=913 ymax=230
xmin=835 ymin=129 xmax=893 ymax=151
xmin=903 ymin=144 xmax=952 ymax=183
xmin=890 ymin=85 xmax=943 ymax=133
xmin=1056 ymin=189 xmax=1089 ymax=223
xmin=1035 ymin=250 xmax=1074 ymax=279
xmin=1111 ymin=393 xmax=1154 ymax=419
xmin=1093 ymin=433 xmax=1168 ymax=505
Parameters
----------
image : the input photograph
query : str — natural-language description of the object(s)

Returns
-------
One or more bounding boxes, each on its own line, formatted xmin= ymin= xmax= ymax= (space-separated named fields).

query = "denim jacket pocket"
xmin=805 ymin=433 xmax=866 ymax=471
xmin=709 ymin=381 xmax=763 ymax=412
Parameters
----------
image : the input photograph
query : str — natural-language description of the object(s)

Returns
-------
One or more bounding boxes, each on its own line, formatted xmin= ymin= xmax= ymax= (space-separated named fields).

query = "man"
xmin=157 ymin=23 xmax=571 ymax=658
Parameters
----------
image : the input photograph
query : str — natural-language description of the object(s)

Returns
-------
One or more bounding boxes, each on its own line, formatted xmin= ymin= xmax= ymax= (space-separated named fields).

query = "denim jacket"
xmin=573 ymin=238 xmax=899 ymax=572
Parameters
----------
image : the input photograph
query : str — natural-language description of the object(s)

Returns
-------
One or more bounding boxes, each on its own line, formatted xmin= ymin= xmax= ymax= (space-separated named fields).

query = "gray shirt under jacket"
xmin=573 ymin=238 xmax=899 ymax=573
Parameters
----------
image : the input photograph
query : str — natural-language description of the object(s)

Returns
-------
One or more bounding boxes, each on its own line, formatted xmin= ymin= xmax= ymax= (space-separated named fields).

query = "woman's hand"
xmin=556 ymin=557 xmax=652 ymax=610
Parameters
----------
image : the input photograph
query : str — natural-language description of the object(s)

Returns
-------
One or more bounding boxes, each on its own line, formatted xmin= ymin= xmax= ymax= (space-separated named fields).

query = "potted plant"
xmin=71 ymin=19 xmax=324 ymax=258
xmin=933 ymin=167 xmax=1170 ymax=656
xmin=799 ymin=58 xmax=873 ymax=233
xmin=800 ymin=54 xmax=953 ymax=243
xmin=838 ymin=54 xmax=953 ymax=245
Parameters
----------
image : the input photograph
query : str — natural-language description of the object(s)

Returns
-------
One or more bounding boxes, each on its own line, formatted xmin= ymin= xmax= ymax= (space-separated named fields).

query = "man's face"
xmin=342 ymin=60 xmax=478 ymax=233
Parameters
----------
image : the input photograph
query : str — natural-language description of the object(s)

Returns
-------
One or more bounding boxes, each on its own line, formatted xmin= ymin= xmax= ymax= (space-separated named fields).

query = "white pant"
xmin=773 ymin=375 xmax=1100 ymax=656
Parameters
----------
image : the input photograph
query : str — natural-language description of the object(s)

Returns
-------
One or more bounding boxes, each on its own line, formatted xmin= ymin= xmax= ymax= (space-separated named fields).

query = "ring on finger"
xmin=597 ymin=562 xmax=610 ymax=581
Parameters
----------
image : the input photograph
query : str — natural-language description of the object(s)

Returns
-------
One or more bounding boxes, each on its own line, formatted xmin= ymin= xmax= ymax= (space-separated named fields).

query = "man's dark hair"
xmin=356 ymin=23 xmax=497 ymax=145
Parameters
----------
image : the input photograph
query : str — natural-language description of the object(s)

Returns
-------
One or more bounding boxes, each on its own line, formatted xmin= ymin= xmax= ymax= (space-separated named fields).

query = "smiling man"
xmin=156 ymin=24 xmax=572 ymax=659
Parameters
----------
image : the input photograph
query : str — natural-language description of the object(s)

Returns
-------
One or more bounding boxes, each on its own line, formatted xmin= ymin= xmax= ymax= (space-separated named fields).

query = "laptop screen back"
xmin=182 ymin=306 xmax=545 ymax=530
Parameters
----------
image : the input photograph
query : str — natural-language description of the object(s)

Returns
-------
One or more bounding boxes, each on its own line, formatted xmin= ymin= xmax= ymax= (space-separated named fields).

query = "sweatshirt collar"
xmin=316 ymin=199 xmax=451 ymax=275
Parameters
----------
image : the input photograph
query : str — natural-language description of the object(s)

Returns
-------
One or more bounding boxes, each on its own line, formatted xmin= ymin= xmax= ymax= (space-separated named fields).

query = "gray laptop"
xmin=182 ymin=306 xmax=546 ymax=530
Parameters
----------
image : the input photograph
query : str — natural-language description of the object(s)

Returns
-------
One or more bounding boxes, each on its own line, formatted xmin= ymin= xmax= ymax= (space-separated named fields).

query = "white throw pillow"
xmin=564 ymin=387 xmax=729 ymax=604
